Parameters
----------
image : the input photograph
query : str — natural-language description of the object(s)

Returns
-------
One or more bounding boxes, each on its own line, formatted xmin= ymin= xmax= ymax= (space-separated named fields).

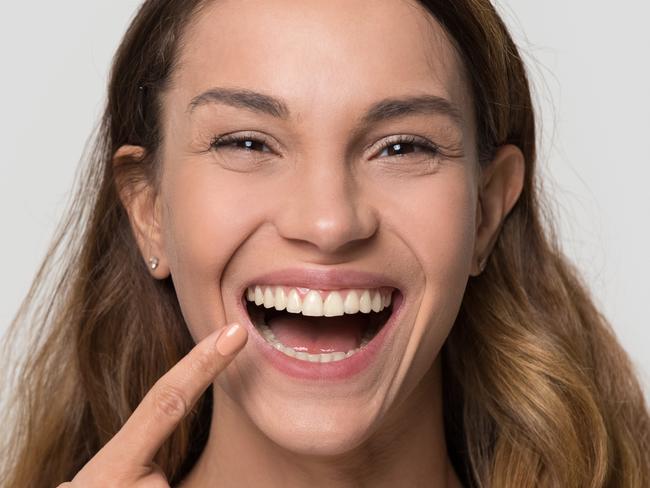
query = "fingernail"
xmin=216 ymin=323 xmax=246 ymax=356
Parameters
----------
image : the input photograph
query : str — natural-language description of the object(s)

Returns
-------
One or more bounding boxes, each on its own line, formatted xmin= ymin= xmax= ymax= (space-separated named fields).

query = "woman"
xmin=1 ymin=0 xmax=648 ymax=486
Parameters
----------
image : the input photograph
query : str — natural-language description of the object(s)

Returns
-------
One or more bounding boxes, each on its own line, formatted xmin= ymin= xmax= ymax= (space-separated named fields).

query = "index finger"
xmin=102 ymin=322 xmax=247 ymax=466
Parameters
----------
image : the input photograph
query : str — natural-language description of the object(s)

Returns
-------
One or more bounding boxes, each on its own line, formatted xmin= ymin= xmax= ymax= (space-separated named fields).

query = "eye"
xmin=209 ymin=133 xmax=273 ymax=153
xmin=209 ymin=132 xmax=441 ymax=160
xmin=375 ymin=135 xmax=440 ymax=159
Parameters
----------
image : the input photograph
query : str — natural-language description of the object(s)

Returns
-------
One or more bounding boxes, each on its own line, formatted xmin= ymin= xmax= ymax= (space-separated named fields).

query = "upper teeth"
xmin=246 ymin=285 xmax=392 ymax=317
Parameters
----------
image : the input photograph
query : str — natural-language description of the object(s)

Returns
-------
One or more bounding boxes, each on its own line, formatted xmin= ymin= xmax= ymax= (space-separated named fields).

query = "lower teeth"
xmin=258 ymin=323 xmax=376 ymax=363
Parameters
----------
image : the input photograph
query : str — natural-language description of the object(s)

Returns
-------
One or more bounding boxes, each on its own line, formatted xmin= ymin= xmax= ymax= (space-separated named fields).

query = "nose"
xmin=274 ymin=160 xmax=379 ymax=255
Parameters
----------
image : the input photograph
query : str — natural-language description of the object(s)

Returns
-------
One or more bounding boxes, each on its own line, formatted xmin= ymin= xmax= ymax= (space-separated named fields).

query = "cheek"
xmin=412 ymin=182 xmax=475 ymax=278
xmin=381 ymin=168 xmax=477 ymax=281
xmin=417 ymin=179 xmax=475 ymax=319
xmin=385 ymin=168 xmax=476 ymax=350
xmin=160 ymin=166 xmax=263 ymax=337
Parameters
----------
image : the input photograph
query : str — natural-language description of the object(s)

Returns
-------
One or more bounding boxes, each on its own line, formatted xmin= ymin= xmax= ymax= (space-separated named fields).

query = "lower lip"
xmin=236 ymin=291 xmax=404 ymax=381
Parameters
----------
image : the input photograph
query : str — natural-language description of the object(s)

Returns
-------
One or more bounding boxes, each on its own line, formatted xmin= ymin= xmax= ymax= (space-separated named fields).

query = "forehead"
xmin=171 ymin=0 xmax=471 ymax=127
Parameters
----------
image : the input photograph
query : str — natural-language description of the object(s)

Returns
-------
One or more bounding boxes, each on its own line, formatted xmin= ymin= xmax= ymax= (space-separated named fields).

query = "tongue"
xmin=267 ymin=314 xmax=365 ymax=354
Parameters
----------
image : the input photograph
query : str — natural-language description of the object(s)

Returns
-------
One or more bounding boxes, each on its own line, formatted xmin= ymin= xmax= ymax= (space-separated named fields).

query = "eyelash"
xmin=376 ymin=135 xmax=440 ymax=158
xmin=209 ymin=133 xmax=274 ymax=154
xmin=208 ymin=133 xmax=441 ymax=159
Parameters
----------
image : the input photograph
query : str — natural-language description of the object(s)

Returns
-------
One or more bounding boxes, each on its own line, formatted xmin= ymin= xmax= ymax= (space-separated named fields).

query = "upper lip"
xmin=239 ymin=267 xmax=404 ymax=297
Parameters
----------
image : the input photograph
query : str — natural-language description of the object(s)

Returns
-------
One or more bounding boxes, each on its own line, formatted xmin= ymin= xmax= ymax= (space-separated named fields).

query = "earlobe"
xmin=113 ymin=144 xmax=170 ymax=279
xmin=470 ymin=144 xmax=525 ymax=276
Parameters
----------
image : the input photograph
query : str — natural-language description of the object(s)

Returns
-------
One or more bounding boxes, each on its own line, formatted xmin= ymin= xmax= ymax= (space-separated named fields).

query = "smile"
xmin=245 ymin=285 xmax=395 ymax=363
xmin=235 ymin=268 xmax=405 ymax=380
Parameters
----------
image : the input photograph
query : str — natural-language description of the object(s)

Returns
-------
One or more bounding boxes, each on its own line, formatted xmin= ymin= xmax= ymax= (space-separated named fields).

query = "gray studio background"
xmin=1 ymin=1 xmax=648 ymax=398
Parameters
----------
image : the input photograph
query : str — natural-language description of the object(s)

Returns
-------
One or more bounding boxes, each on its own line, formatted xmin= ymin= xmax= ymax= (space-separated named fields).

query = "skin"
xmin=66 ymin=0 xmax=525 ymax=486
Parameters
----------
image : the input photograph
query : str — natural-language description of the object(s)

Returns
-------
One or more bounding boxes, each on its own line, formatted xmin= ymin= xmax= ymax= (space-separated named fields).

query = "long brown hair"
xmin=1 ymin=1 xmax=648 ymax=486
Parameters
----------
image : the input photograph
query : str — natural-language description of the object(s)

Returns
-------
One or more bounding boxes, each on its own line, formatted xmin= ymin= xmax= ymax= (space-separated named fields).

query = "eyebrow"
xmin=187 ymin=87 xmax=463 ymax=127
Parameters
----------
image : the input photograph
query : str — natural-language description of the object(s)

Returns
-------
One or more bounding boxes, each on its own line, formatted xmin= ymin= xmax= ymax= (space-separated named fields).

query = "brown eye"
xmin=376 ymin=135 xmax=439 ymax=159
xmin=210 ymin=134 xmax=272 ymax=153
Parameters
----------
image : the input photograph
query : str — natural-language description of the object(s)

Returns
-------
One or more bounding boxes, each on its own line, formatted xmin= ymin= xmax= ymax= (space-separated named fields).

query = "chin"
xmin=255 ymin=407 xmax=378 ymax=457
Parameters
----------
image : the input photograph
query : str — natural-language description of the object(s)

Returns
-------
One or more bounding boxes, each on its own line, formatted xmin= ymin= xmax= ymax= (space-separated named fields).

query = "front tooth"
xmin=254 ymin=286 xmax=264 ymax=306
xmin=302 ymin=290 xmax=323 ymax=316
xmin=274 ymin=287 xmax=287 ymax=311
xmin=385 ymin=291 xmax=392 ymax=308
xmin=359 ymin=290 xmax=372 ymax=313
xmin=263 ymin=287 xmax=275 ymax=308
xmin=295 ymin=351 xmax=310 ymax=360
xmin=282 ymin=346 xmax=298 ymax=358
xmin=265 ymin=336 xmax=361 ymax=362
xmin=323 ymin=291 xmax=344 ymax=317
xmin=343 ymin=290 xmax=360 ymax=314
xmin=286 ymin=288 xmax=302 ymax=313
xmin=371 ymin=291 xmax=382 ymax=312
xmin=319 ymin=352 xmax=334 ymax=363
xmin=246 ymin=287 xmax=255 ymax=301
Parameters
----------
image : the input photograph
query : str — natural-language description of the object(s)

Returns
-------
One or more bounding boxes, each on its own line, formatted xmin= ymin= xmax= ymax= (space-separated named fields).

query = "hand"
xmin=57 ymin=322 xmax=248 ymax=487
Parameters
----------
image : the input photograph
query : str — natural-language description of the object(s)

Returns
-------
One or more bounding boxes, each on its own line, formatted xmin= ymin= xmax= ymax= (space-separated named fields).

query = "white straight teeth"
xmin=245 ymin=285 xmax=393 ymax=317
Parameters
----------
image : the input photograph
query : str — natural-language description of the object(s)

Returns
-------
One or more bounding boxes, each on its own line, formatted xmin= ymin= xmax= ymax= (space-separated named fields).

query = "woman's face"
xmin=151 ymin=0 xmax=480 ymax=454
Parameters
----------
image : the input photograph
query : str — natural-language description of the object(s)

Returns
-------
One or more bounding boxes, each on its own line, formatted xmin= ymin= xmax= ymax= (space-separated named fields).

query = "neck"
xmin=180 ymin=358 xmax=462 ymax=487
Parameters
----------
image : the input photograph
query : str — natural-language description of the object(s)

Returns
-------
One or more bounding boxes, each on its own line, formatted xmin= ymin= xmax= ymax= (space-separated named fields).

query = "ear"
xmin=470 ymin=144 xmax=525 ymax=276
xmin=113 ymin=145 xmax=170 ymax=279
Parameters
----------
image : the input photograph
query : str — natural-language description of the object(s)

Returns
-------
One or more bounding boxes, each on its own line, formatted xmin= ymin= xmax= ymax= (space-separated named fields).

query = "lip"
xmin=237 ymin=267 xmax=405 ymax=297
xmin=234 ymin=267 xmax=406 ymax=381
xmin=237 ymin=293 xmax=404 ymax=381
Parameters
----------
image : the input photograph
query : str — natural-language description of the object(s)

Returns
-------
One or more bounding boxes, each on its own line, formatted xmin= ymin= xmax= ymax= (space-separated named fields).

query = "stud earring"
xmin=478 ymin=255 xmax=488 ymax=273
xmin=148 ymin=257 xmax=159 ymax=270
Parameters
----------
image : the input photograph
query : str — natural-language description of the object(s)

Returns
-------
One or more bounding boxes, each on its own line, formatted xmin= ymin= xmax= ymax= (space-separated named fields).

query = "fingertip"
xmin=215 ymin=322 xmax=247 ymax=356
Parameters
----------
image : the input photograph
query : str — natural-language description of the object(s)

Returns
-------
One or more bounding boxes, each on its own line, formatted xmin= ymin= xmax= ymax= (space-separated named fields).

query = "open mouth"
xmin=243 ymin=285 xmax=395 ymax=363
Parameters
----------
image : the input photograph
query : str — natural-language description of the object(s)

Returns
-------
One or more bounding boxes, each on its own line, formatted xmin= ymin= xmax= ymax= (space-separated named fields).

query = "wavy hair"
xmin=1 ymin=1 xmax=648 ymax=486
